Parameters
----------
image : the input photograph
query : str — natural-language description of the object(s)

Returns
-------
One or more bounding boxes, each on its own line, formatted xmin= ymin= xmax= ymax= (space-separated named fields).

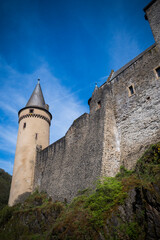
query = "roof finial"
xmin=94 ymin=82 xmax=98 ymax=91
xmin=38 ymin=78 xmax=40 ymax=84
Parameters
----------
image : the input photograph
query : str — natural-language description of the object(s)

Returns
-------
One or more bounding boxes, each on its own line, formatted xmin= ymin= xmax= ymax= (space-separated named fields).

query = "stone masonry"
xmin=34 ymin=0 xmax=160 ymax=202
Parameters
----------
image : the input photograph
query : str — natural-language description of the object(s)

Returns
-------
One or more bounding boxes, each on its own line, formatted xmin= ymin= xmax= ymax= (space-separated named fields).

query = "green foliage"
xmin=0 ymin=205 xmax=14 ymax=226
xmin=85 ymin=177 xmax=127 ymax=227
xmin=0 ymin=190 xmax=65 ymax=240
xmin=0 ymin=142 xmax=160 ymax=240
xmin=122 ymin=222 xmax=140 ymax=239
xmin=77 ymin=187 xmax=91 ymax=196
xmin=116 ymin=166 xmax=133 ymax=179
xmin=135 ymin=142 xmax=160 ymax=183
xmin=116 ymin=221 xmax=144 ymax=240
xmin=49 ymin=178 xmax=128 ymax=240
xmin=20 ymin=190 xmax=50 ymax=209
xmin=0 ymin=169 xmax=12 ymax=210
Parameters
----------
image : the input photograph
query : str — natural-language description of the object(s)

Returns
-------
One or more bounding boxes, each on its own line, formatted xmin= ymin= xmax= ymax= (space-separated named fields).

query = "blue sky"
xmin=0 ymin=0 xmax=155 ymax=174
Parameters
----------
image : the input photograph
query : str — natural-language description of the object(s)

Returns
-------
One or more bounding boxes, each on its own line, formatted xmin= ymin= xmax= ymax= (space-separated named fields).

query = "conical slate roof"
xmin=26 ymin=80 xmax=46 ymax=109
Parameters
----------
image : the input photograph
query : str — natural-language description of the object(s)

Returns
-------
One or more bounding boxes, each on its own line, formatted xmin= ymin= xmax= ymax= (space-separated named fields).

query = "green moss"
xmin=0 ymin=142 xmax=160 ymax=240
xmin=135 ymin=142 xmax=160 ymax=183
xmin=116 ymin=165 xmax=133 ymax=179
xmin=0 ymin=205 xmax=14 ymax=226
xmin=115 ymin=221 xmax=145 ymax=240
xmin=0 ymin=191 xmax=66 ymax=240
xmin=0 ymin=169 xmax=12 ymax=210
xmin=84 ymin=177 xmax=127 ymax=227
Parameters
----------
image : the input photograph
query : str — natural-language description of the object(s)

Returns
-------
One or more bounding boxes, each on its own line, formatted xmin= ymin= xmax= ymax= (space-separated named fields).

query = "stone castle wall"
xmin=34 ymin=110 xmax=106 ymax=202
xmin=34 ymin=0 xmax=160 ymax=202
xmin=145 ymin=0 xmax=160 ymax=45
xmin=110 ymin=43 xmax=160 ymax=169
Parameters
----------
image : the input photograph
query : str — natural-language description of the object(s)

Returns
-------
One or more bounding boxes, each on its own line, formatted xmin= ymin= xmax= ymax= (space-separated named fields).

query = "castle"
xmin=9 ymin=0 xmax=160 ymax=206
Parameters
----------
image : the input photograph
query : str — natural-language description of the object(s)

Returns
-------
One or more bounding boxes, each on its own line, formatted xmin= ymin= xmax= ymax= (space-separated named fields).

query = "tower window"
xmin=35 ymin=133 xmax=38 ymax=140
xmin=23 ymin=122 xmax=26 ymax=129
xmin=128 ymin=84 xmax=135 ymax=97
xmin=29 ymin=109 xmax=34 ymax=113
xmin=98 ymin=101 xmax=101 ymax=109
xmin=155 ymin=66 xmax=160 ymax=78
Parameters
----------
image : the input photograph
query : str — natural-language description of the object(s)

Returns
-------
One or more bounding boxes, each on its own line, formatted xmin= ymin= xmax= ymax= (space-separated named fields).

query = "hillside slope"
xmin=0 ymin=169 xmax=12 ymax=210
xmin=0 ymin=143 xmax=160 ymax=240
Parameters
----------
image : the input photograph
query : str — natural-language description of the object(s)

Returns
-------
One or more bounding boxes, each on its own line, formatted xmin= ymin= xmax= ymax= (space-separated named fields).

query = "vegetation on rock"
xmin=0 ymin=143 xmax=160 ymax=240
xmin=0 ymin=169 xmax=12 ymax=210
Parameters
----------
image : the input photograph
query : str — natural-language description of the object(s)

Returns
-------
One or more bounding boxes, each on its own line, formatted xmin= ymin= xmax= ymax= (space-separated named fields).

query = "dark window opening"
xmin=156 ymin=67 xmax=160 ymax=78
xmin=129 ymin=85 xmax=134 ymax=95
xmin=35 ymin=133 xmax=38 ymax=140
xmin=98 ymin=101 xmax=101 ymax=109
xmin=29 ymin=109 xmax=34 ymax=113
xmin=23 ymin=122 xmax=26 ymax=129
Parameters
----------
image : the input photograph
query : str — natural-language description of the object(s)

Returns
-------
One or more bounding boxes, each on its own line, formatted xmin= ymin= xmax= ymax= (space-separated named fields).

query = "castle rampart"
xmin=110 ymin=43 xmax=160 ymax=169
xmin=34 ymin=0 xmax=160 ymax=202
xmin=34 ymin=111 xmax=106 ymax=202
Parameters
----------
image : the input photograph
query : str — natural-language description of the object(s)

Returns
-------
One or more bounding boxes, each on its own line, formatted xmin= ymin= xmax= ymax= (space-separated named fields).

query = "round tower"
xmin=8 ymin=80 xmax=52 ymax=206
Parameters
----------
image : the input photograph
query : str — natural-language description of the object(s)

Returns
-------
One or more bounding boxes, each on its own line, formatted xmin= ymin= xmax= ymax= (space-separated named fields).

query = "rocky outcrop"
xmin=0 ymin=143 xmax=160 ymax=240
xmin=104 ymin=184 xmax=160 ymax=240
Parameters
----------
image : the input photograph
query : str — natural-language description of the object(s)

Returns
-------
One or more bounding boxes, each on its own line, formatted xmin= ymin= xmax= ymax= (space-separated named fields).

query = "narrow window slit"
xmin=129 ymin=85 xmax=134 ymax=95
xmin=35 ymin=133 xmax=38 ymax=140
xmin=98 ymin=101 xmax=101 ymax=109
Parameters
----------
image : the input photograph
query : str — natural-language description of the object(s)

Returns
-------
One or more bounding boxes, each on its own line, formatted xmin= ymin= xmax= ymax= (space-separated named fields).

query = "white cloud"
xmin=19 ymin=62 xmax=88 ymax=142
xmin=0 ymin=101 xmax=17 ymax=115
xmin=0 ymin=126 xmax=17 ymax=145
xmin=0 ymin=57 xmax=88 ymax=175
xmin=107 ymin=29 xmax=140 ymax=71
xmin=0 ymin=125 xmax=17 ymax=154
xmin=0 ymin=159 xmax=14 ymax=175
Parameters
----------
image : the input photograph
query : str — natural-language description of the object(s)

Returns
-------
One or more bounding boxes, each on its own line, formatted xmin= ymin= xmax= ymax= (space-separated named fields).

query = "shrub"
xmin=0 ymin=205 xmax=14 ymax=226
xmin=84 ymin=177 xmax=127 ymax=227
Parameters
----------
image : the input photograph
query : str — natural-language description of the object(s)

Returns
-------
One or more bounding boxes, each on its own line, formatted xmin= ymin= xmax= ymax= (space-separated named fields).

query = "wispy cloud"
xmin=0 ymin=125 xmax=17 ymax=154
xmin=27 ymin=63 xmax=88 ymax=141
xmin=0 ymin=101 xmax=17 ymax=115
xmin=0 ymin=56 xmax=88 ymax=173
xmin=108 ymin=28 xmax=140 ymax=71
xmin=0 ymin=159 xmax=14 ymax=175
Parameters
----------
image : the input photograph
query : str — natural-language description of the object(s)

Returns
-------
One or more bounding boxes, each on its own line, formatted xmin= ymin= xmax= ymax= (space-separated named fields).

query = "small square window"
xmin=155 ymin=66 xmax=160 ymax=78
xmin=29 ymin=109 xmax=34 ymax=113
